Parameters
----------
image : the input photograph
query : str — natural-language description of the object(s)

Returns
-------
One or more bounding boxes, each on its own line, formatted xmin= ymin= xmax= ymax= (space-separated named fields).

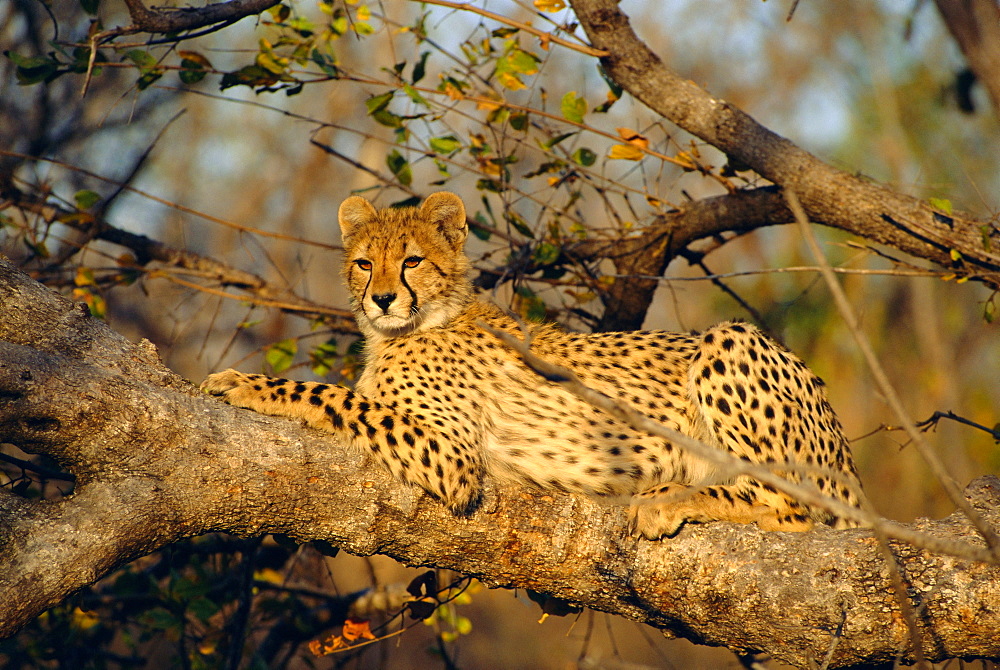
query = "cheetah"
xmin=202 ymin=192 xmax=865 ymax=539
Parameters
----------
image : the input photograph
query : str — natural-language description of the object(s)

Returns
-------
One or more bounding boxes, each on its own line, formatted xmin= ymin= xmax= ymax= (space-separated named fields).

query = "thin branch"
xmin=786 ymin=189 xmax=1000 ymax=561
xmin=0 ymin=150 xmax=340 ymax=251
xmin=119 ymin=0 xmax=280 ymax=36
xmin=917 ymin=411 xmax=1000 ymax=442
xmin=418 ymin=0 xmax=609 ymax=58
xmin=478 ymin=319 xmax=998 ymax=564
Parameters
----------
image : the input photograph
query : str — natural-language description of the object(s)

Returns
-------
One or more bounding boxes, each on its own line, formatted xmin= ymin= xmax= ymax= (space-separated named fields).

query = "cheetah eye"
xmin=355 ymin=259 xmax=372 ymax=271
xmin=403 ymin=256 xmax=423 ymax=269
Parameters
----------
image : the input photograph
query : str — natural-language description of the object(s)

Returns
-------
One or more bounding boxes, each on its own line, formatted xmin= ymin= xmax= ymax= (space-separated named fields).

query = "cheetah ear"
xmin=420 ymin=192 xmax=468 ymax=249
xmin=338 ymin=195 xmax=378 ymax=240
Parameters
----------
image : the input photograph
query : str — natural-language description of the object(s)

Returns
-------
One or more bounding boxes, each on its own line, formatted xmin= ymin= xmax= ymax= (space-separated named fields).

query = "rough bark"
xmin=569 ymin=0 xmax=1000 ymax=290
xmin=1 ymin=258 xmax=999 ymax=668
xmin=119 ymin=0 xmax=281 ymax=36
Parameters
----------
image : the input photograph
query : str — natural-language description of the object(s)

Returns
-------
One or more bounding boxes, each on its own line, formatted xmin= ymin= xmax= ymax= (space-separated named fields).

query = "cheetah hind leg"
xmin=628 ymin=483 xmax=814 ymax=540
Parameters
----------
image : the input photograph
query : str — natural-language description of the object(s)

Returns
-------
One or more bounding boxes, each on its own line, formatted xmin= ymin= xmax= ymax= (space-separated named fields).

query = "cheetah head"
xmin=339 ymin=192 xmax=473 ymax=341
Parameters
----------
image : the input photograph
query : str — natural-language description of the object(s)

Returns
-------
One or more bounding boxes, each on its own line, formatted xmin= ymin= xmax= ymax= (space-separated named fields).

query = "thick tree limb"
xmin=934 ymin=0 xmax=1000 ymax=113
xmin=1 ymin=258 xmax=999 ymax=668
xmin=568 ymin=0 xmax=1000 ymax=288
xmin=569 ymin=187 xmax=791 ymax=331
xmin=120 ymin=0 xmax=281 ymax=36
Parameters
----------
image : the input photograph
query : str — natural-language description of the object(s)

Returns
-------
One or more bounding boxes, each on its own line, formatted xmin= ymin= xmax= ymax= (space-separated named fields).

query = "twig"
xmin=917 ymin=411 xmax=1000 ymax=442
xmin=418 ymin=0 xmax=609 ymax=58
xmin=477 ymin=319 xmax=998 ymax=564
xmin=0 ymin=150 xmax=340 ymax=251
xmin=786 ymin=189 xmax=1000 ymax=561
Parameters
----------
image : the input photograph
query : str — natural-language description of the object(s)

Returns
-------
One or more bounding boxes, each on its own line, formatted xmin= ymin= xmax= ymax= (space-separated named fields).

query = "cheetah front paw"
xmin=627 ymin=484 xmax=690 ymax=540
xmin=200 ymin=369 xmax=266 ymax=410
xmin=201 ymin=369 xmax=253 ymax=395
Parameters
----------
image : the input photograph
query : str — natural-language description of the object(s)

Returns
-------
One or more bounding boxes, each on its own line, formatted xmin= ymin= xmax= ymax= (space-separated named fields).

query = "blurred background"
xmin=1 ymin=0 xmax=997 ymax=667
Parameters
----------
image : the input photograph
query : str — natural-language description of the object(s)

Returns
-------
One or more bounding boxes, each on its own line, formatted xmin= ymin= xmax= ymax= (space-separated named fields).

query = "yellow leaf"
xmin=475 ymin=92 xmax=503 ymax=111
xmin=534 ymin=0 xmax=566 ymax=11
xmin=342 ymin=617 xmax=376 ymax=642
xmin=497 ymin=71 xmax=526 ymax=90
xmin=72 ymin=607 xmax=100 ymax=631
xmin=615 ymin=126 xmax=649 ymax=149
xmin=254 ymin=568 xmax=285 ymax=585
xmin=442 ymin=81 xmax=464 ymax=100
xmin=74 ymin=267 xmax=96 ymax=287
xmin=674 ymin=150 xmax=698 ymax=171
xmin=608 ymin=144 xmax=644 ymax=160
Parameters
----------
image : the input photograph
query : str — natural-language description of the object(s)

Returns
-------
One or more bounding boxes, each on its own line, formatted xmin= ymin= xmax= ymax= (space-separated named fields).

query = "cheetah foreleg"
xmin=628 ymin=483 xmax=814 ymax=540
xmin=201 ymin=369 xmax=485 ymax=515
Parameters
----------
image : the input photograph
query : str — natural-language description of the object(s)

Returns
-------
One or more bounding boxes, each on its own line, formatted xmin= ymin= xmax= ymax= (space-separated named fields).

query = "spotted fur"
xmin=202 ymin=192 xmax=865 ymax=539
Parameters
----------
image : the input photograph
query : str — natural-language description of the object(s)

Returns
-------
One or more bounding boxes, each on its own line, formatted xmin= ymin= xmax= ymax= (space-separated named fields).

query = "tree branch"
xmin=119 ymin=0 xmax=281 ymax=36
xmin=934 ymin=0 xmax=1000 ymax=113
xmin=568 ymin=0 xmax=1000 ymax=288
xmin=1 ymin=258 xmax=1000 ymax=667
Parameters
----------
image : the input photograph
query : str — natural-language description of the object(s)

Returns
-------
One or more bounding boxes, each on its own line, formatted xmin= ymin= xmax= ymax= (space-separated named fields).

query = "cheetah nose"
xmin=372 ymin=293 xmax=396 ymax=311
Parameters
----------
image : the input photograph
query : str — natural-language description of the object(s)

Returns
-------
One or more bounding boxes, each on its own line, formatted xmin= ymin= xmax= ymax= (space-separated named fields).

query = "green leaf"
xmin=929 ymin=197 xmax=953 ymax=215
xmin=124 ymin=49 xmax=157 ymax=70
xmin=403 ymin=83 xmax=427 ymax=105
xmin=475 ymin=178 xmax=506 ymax=194
xmin=268 ymin=3 xmax=291 ymax=22
xmin=411 ymin=50 xmax=430 ymax=84
xmin=506 ymin=212 xmax=534 ymax=238
xmin=532 ymin=242 xmax=560 ymax=264
xmin=560 ymin=91 xmax=586 ymax=124
xmin=188 ymin=596 xmax=220 ymax=623
xmin=74 ymin=190 xmax=101 ymax=210
xmin=178 ymin=59 xmax=207 ymax=84
xmin=265 ymin=339 xmax=297 ymax=373
xmin=470 ymin=218 xmax=492 ymax=241
xmin=491 ymin=27 xmax=519 ymax=38
xmin=309 ymin=339 xmax=339 ymax=376
xmin=515 ymin=286 xmax=546 ymax=321
xmin=454 ymin=614 xmax=472 ymax=635
xmin=138 ymin=607 xmax=180 ymax=631
xmin=595 ymin=63 xmax=622 ymax=112
xmin=124 ymin=49 xmax=163 ymax=90
xmin=365 ymin=91 xmax=394 ymax=115
xmin=505 ymin=45 xmax=540 ymax=74
xmin=980 ymin=225 xmax=993 ymax=252
xmin=386 ymin=149 xmax=412 ymax=186
xmin=391 ymin=196 xmax=422 ymax=208
xmin=220 ymin=65 xmax=279 ymax=90
xmin=288 ymin=15 xmax=315 ymax=37
xmin=510 ymin=112 xmax=529 ymax=131
xmin=542 ymin=132 xmax=577 ymax=150
xmin=6 ymin=51 xmax=60 ymax=85
xmin=571 ymin=147 xmax=596 ymax=166
xmin=429 ymin=135 xmax=461 ymax=155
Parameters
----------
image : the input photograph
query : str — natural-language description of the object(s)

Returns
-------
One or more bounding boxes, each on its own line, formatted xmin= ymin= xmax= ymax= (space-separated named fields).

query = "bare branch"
xmin=934 ymin=0 xmax=1000 ymax=113
xmin=786 ymin=189 xmax=1000 ymax=561
xmin=568 ymin=0 xmax=1000 ymax=287
xmin=478 ymin=317 xmax=997 ymax=565
xmin=419 ymin=0 xmax=609 ymax=58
